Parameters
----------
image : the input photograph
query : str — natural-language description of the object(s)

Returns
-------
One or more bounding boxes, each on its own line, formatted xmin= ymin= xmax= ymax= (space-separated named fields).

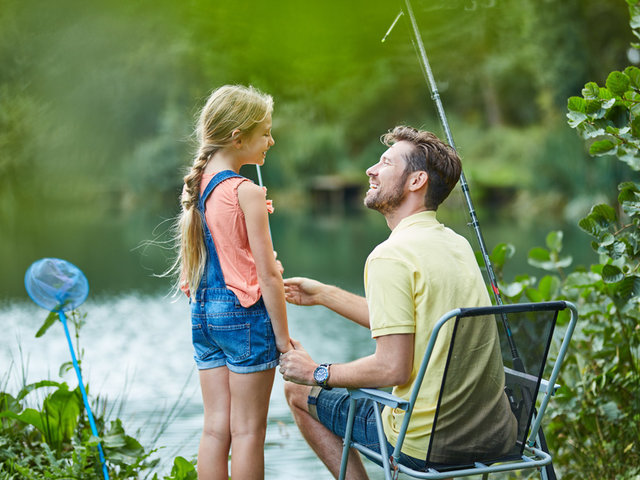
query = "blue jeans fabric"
xmin=309 ymin=387 xmax=427 ymax=471
xmin=191 ymin=170 xmax=279 ymax=373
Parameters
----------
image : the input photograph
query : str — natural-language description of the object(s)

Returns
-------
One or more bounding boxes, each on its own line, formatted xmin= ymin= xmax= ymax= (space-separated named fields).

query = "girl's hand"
xmin=274 ymin=251 xmax=284 ymax=276
xmin=277 ymin=338 xmax=294 ymax=354
xmin=279 ymin=339 xmax=316 ymax=385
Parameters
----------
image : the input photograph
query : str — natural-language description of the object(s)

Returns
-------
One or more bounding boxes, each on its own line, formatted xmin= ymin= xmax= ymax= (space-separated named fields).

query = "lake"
xmin=0 ymin=199 xmax=596 ymax=478
xmin=0 ymin=293 xmax=380 ymax=478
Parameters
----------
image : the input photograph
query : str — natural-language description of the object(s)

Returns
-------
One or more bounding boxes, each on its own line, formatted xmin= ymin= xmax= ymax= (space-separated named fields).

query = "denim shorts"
xmin=191 ymin=288 xmax=279 ymax=373
xmin=308 ymin=387 xmax=427 ymax=471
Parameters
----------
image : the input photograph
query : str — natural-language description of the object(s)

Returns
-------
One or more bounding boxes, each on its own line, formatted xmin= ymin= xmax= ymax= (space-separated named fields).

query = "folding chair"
xmin=338 ymin=301 xmax=578 ymax=480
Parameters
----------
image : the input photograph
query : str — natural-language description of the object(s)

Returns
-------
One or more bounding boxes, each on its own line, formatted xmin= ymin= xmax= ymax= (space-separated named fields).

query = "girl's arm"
xmin=238 ymin=181 xmax=292 ymax=353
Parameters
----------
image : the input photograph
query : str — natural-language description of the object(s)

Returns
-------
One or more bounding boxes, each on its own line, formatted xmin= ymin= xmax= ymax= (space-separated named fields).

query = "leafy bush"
xmin=0 ymin=310 xmax=197 ymax=480
xmin=485 ymin=3 xmax=640 ymax=476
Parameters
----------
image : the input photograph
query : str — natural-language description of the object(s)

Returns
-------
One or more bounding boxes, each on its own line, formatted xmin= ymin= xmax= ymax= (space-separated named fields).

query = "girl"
xmin=175 ymin=85 xmax=292 ymax=479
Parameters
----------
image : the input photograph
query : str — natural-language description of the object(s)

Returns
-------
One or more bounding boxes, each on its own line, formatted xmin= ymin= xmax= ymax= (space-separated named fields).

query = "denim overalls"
xmin=190 ymin=170 xmax=279 ymax=373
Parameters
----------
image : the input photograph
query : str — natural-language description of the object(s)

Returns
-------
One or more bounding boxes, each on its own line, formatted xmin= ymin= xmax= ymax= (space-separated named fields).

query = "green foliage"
xmin=567 ymin=0 xmax=640 ymax=173
xmin=488 ymin=5 xmax=640 ymax=475
xmin=0 ymin=310 xmax=195 ymax=479
xmin=163 ymin=456 xmax=197 ymax=480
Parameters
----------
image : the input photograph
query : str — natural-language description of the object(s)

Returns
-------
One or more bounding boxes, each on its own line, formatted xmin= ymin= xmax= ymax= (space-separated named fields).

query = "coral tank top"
xmin=200 ymin=172 xmax=261 ymax=307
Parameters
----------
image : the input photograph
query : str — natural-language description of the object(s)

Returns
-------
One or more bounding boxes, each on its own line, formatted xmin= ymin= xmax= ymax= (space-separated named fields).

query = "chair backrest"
xmin=421 ymin=302 xmax=563 ymax=468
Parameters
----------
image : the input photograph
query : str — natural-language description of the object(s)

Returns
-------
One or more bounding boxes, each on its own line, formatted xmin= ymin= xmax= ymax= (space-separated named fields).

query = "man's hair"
xmin=381 ymin=126 xmax=462 ymax=210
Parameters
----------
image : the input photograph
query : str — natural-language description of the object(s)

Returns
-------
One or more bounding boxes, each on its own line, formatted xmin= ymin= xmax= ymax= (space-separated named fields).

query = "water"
xmin=0 ymin=293 xmax=383 ymax=479
xmin=0 ymin=202 xmax=597 ymax=478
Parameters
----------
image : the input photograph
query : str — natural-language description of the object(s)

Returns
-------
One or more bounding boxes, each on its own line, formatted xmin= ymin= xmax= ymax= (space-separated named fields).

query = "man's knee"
xmin=284 ymin=381 xmax=311 ymax=412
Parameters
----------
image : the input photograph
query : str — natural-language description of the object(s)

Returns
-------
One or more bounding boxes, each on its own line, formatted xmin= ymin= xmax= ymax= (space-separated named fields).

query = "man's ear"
xmin=231 ymin=129 xmax=243 ymax=148
xmin=408 ymin=171 xmax=428 ymax=191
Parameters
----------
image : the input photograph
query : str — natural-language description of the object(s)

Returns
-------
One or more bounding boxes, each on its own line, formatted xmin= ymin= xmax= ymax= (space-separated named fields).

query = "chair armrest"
xmin=347 ymin=388 xmax=410 ymax=410
xmin=504 ymin=367 xmax=560 ymax=395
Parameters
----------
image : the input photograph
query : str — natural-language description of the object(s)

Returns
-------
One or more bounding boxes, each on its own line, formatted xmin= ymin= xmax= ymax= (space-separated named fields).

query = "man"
xmin=279 ymin=126 xmax=517 ymax=479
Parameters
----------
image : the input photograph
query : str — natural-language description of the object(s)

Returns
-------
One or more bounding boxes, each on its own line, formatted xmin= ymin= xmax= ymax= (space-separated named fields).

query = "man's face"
xmin=364 ymin=141 xmax=413 ymax=214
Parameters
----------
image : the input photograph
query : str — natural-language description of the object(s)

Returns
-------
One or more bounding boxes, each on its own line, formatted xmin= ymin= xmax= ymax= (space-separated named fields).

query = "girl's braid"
xmin=182 ymin=146 xmax=217 ymax=210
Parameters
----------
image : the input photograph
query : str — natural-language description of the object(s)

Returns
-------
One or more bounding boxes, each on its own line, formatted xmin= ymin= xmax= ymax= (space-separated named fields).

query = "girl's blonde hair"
xmin=174 ymin=85 xmax=273 ymax=294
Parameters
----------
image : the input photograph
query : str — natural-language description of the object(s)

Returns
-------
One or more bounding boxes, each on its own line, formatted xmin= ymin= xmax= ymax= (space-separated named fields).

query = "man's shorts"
xmin=308 ymin=386 xmax=427 ymax=471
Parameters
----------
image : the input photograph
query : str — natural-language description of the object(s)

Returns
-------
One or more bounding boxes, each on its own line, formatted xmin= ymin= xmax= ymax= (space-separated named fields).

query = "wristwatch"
xmin=313 ymin=363 xmax=332 ymax=390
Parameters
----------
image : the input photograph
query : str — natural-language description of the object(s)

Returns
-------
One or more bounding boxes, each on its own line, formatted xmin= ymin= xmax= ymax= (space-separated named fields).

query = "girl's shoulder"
xmin=237 ymin=179 xmax=265 ymax=202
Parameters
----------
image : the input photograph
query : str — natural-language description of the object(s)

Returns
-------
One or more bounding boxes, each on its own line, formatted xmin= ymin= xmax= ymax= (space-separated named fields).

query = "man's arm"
xmin=279 ymin=333 xmax=414 ymax=389
xmin=284 ymin=277 xmax=370 ymax=328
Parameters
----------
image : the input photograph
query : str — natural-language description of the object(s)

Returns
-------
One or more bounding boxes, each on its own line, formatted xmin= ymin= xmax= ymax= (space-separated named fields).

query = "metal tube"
xmin=402 ymin=0 xmax=525 ymax=367
xmin=397 ymin=3 xmax=555 ymax=477
xmin=60 ymin=311 xmax=110 ymax=480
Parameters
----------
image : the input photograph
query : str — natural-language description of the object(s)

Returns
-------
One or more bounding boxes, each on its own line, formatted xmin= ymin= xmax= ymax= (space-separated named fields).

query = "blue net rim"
xmin=24 ymin=258 xmax=89 ymax=312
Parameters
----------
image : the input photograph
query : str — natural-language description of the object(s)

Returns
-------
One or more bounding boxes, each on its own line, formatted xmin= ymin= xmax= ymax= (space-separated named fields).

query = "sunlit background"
xmin=1 ymin=0 xmax=638 ymax=477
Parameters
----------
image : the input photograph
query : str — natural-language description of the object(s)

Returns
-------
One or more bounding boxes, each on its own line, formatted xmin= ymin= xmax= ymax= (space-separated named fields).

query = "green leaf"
xmin=589 ymin=139 xmax=616 ymax=156
xmin=606 ymin=71 xmax=630 ymax=96
xmin=538 ymin=275 xmax=560 ymax=299
xmin=528 ymin=247 xmax=550 ymax=262
xmin=43 ymin=385 xmax=82 ymax=444
xmin=169 ymin=456 xmax=198 ymax=480
xmin=618 ymin=181 xmax=640 ymax=215
xmin=567 ymin=96 xmax=586 ymax=112
xmin=567 ymin=110 xmax=588 ymax=129
xmin=17 ymin=380 xmax=62 ymax=402
xmin=578 ymin=204 xmax=617 ymax=236
xmin=58 ymin=361 xmax=75 ymax=377
xmin=617 ymin=275 xmax=640 ymax=298
xmin=585 ymin=98 xmax=604 ymax=115
xmin=582 ymin=82 xmax=600 ymax=99
xmin=631 ymin=114 xmax=640 ymax=138
xmin=0 ymin=393 xmax=22 ymax=414
xmin=545 ymin=231 xmax=564 ymax=252
xmin=490 ymin=243 xmax=515 ymax=270
xmin=499 ymin=281 xmax=525 ymax=298
xmin=624 ymin=65 xmax=640 ymax=88
xmin=524 ymin=287 xmax=544 ymax=302
xmin=35 ymin=311 xmax=59 ymax=338
xmin=106 ymin=435 xmax=146 ymax=465
xmin=602 ymin=264 xmax=624 ymax=283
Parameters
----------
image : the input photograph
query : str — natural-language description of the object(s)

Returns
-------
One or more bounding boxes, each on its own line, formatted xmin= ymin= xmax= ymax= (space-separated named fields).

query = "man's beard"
xmin=364 ymin=171 xmax=409 ymax=214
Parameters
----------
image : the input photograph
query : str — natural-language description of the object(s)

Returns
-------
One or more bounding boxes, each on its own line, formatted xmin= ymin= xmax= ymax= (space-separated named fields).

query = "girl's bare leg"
xmin=229 ymin=368 xmax=276 ymax=480
xmin=198 ymin=367 xmax=231 ymax=480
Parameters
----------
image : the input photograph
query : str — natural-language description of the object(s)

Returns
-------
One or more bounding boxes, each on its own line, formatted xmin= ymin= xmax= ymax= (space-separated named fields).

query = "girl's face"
xmin=241 ymin=113 xmax=274 ymax=166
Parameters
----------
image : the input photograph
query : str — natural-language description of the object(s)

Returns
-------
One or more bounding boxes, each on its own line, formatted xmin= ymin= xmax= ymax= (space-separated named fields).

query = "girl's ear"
xmin=231 ymin=129 xmax=243 ymax=148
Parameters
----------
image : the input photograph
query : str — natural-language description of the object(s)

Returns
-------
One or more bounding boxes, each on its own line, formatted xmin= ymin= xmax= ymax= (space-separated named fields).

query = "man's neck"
xmin=384 ymin=204 xmax=430 ymax=230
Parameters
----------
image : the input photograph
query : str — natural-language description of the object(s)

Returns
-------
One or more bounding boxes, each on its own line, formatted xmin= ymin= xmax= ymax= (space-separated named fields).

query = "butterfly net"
xmin=24 ymin=258 xmax=89 ymax=312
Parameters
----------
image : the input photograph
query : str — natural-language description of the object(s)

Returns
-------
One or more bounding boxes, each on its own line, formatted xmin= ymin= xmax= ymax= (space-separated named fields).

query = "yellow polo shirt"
xmin=364 ymin=211 xmax=515 ymax=461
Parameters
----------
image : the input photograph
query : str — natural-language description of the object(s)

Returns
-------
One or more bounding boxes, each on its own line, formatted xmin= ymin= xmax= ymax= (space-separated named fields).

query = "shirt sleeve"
xmin=365 ymin=256 xmax=416 ymax=338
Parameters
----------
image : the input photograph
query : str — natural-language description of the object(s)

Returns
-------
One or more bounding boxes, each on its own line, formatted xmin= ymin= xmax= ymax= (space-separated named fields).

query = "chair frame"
xmin=337 ymin=301 xmax=578 ymax=480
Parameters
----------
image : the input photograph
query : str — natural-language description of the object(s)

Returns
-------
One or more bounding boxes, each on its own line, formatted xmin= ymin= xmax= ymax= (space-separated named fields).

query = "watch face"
xmin=314 ymin=365 xmax=328 ymax=383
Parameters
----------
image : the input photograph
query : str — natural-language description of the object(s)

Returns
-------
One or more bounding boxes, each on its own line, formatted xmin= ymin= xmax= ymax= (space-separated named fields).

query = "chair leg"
xmin=338 ymin=398 xmax=357 ymax=480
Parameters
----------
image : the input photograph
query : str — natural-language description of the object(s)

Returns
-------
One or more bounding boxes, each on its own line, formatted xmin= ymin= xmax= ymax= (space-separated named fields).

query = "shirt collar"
xmin=389 ymin=210 xmax=439 ymax=237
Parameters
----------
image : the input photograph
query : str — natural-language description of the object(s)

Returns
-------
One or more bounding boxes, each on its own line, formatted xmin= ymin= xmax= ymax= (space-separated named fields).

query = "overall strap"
xmin=198 ymin=170 xmax=244 ymax=212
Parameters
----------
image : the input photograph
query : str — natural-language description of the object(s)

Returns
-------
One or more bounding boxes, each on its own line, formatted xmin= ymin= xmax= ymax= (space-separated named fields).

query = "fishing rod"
xmin=256 ymin=164 xmax=275 ymax=243
xmin=400 ymin=0 xmax=529 ymax=378
xmin=255 ymin=164 xmax=265 ymax=188
xmin=386 ymin=3 xmax=557 ymax=478
xmin=385 ymin=0 xmax=522 ymax=367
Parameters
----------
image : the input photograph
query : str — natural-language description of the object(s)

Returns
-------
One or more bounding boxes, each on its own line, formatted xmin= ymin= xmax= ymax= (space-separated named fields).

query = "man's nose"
xmin=366 ymin=164 xmax=378 ymax=176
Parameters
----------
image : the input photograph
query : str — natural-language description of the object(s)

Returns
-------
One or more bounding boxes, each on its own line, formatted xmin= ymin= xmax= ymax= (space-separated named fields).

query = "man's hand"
xmin=283 ymin=277 xmax=325 ymax=306
xmin=279 ymin=339 xmax=317 ymax=385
